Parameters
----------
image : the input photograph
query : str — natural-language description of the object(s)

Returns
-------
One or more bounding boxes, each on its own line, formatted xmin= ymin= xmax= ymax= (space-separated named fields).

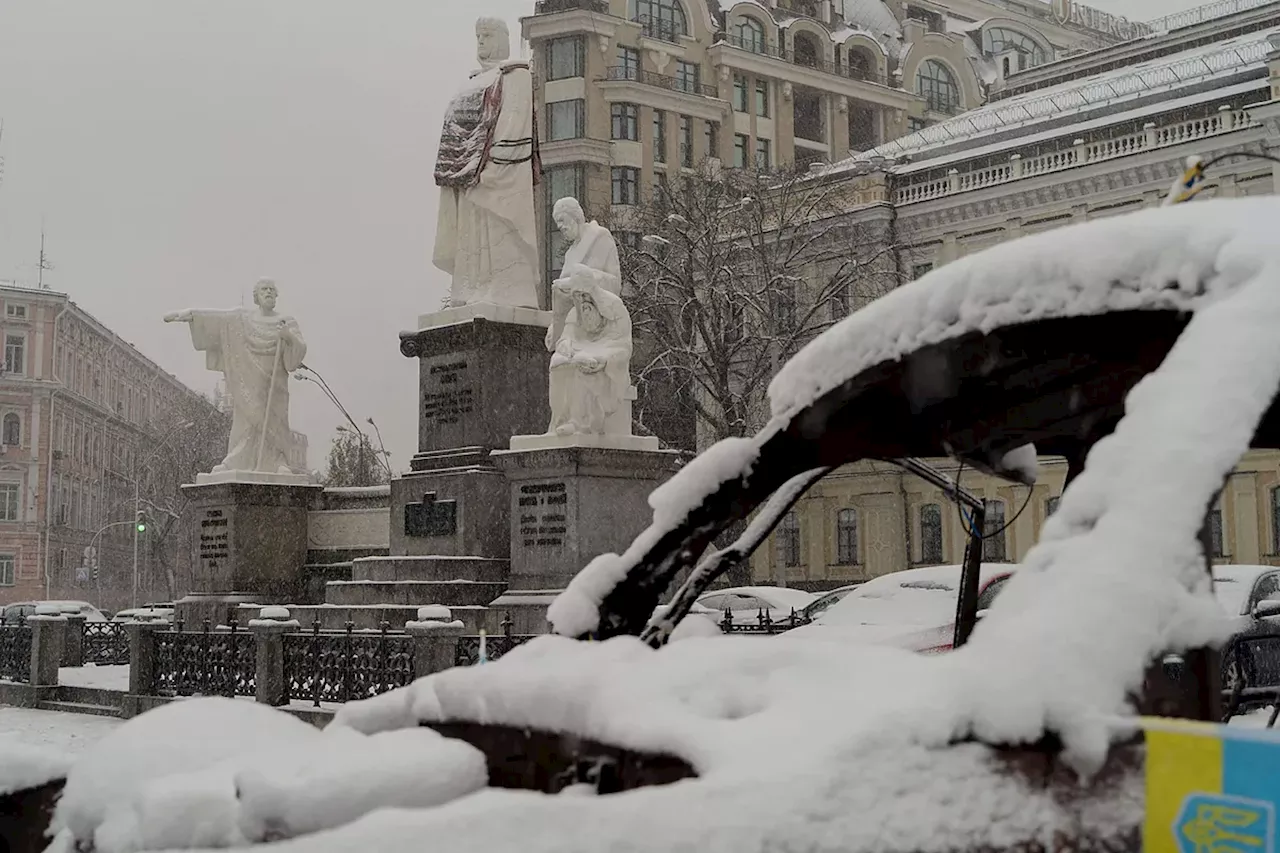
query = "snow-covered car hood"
xmin=787 ymin=620 xmax=953 ymax=651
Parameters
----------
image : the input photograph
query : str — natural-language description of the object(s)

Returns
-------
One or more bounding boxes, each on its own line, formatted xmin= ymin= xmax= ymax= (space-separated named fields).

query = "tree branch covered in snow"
xmin=617 ymin=160 xmax=906 ymax=449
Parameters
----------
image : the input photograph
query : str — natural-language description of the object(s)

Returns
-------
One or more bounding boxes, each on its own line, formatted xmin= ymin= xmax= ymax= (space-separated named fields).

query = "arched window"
xmin=845 ymin=47 xmax=872 ymax=80
xmin=630 ymin=0 xmax=688 ymax=41
xmin=734 ymin=16 xmax=766 ymax=53
xmin=916 ymin=59 xmax=960 ymax=115
xmin=920 ymin=503 xmax=943 ymax=564
xmin=982 ymin=27 xmax=1048 ymax=70
xmin=793 ymin=31 xmax=821 ymax=68
xmin=776 ymin=511 xmax=801 ymax=568
xmin=1 ymin=413 xmax=19 ymax=447
xmin=836 ymin=509 xmax=858 ymax=565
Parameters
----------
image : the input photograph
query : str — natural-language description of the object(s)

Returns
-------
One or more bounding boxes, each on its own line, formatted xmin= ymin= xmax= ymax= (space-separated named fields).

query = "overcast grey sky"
xmin=0 ymin=0 xmax=1214 ymax=470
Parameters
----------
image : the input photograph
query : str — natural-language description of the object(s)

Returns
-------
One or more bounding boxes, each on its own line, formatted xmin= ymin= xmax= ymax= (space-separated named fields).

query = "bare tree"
xmin=324 ymin=427 xmax=391 ymax=488
xmin=620 ymin=160 xmax=903 ymax=451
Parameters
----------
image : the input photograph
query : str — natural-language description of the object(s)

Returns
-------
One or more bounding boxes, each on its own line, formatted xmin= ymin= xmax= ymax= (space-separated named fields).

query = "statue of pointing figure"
xmin=164 ymin=279 xmax=306 ymax=477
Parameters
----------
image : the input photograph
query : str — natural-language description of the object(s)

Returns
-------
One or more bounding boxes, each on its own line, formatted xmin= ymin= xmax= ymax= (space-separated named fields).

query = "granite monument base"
xmin=389 ymin=465 xmax=511 ymax=558
xmin=399 ymin=305 xmax=552 ymax=472
xmin=489 ymin=444 xmax=685 ymax=630
xmin=181 ymin=480 xmax=322 ymax=604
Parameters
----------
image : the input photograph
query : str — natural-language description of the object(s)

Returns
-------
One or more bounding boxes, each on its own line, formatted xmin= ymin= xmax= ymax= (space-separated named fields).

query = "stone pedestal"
xmin=180 ymin=480 xmax=323 ymax=604
xmin=391 ymin=306 xmax=553 ymax=564
xmin=490 ymin=442 xmax=684 ymax=630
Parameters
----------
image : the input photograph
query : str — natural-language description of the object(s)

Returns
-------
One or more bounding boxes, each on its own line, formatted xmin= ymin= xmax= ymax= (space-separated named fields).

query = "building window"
xmin=849 ymin=103 xmax=877 ymax=150
xmin=611 ymin=103 xmax=639 ymax=141
xmin=912 ymin=262 xmax=934 ymax=279
xmin=653 ymin=110 xmax=667 ymax=163
xmin=793 ymin=31 xmax=820 ymax=67
xmin=755 ymin=80 xmax=769 ymax=117
xmin=836 ymin=509 xmax=858 ymax=565
xmin=920 ymin=503 xmax=943 ymax=564
xmin=5 ymin=304 xmax=27 ymax=319
xmin=652 ymin=168 xmax=668 ymax=201
xmin=1 ymin=413 xmax=18 ymax=447
xmin=1210 ymin=507 xmax=1225 ymax=558
xmin=777 ymin=510 xmax=800 ymax=567
xmin=907 ymin=6 xmax=944 ymax=33
xmin=755 ymin=137 xmax=771 ymax=170
xmin=734 ymin=133 xmax=748 ymax=168
xmin=982 ymin=499 xmax=1007 ymax=562
xmin=675 ymin=60 xmax=701 ymax=95
xmin=679 ymin=115 xmax=694 ymax=167
xmin=917 ymin=60 xmax=961 ymax=115
xmin=548 ymin=36 xmax=585 ymax=80
xmin=734 ymin=16 xmax=767 ymax=53
xmin=0 ymin=484 xmax=18 ymax=522
xmin=4 ymin=334 xmax=25 ymax=376
xmin=631 ymin=0 xmax=688 ymax=41
xmin=618 ymin=45 xmax=641 ymax=80
xmin=982 ymin=27 xmax=1048 ymax=70
xmin=548 ymin=99 xmax=585 ymax=141
xmin=704 ymin=121 xmax=719 ymax=159
xmin=611 ymin=167 xmax=640 ymax=205
xmin=733 ymin=74 xmax=748 ymax=112
xmin=544 ymin=164 xmax=585 ymax=282
xmin=774 ymin=278 xmax=795 ymax=329
xmin=0 ymin=555 xmax=12 ymax=586
xmin=1046 ymin=496 xmax=1061 ymax=517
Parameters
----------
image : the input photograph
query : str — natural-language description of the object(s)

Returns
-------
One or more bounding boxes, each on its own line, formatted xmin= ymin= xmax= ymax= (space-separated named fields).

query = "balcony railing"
xmin=601 ymin=65 xmax=719 ymax=98
xmin=534 ymin=0 xmax=608 ymax=12
xmin=718 ymin=34 xmax=892 ymax=88
xmin=635 ymin=14 xmax=685 ymax=43
xmin=892 ymin=107 xmax=1255 ymax=206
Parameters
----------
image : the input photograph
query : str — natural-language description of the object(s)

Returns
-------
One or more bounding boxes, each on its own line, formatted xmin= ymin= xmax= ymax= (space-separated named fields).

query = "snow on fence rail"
xmin=893 ymin=107 xmax=1254 ymax=205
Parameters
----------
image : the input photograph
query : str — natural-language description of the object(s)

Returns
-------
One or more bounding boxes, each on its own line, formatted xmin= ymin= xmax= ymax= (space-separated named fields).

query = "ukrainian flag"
xmin=1143 ymin=717 xmax=1280 ymax=853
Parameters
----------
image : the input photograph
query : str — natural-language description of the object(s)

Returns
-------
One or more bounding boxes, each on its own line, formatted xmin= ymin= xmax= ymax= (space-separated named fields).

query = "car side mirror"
xmin=1253 ymin=599 xmax=1280 ymax=619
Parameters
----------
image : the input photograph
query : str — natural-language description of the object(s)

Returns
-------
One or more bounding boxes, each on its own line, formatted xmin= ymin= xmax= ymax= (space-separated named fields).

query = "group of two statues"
xmin=168 ymin=17 xmax=633 ymax=478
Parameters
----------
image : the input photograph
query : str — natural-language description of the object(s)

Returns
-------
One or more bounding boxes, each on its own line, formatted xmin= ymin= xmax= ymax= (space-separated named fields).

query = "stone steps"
xmin=350 ymin=556 xmax=508 ymax=583
xmin=36 ymin=700 xmax=121 ymax=718
xmin=325 ymin=580 xmax=507 ymax=607
xmin=50 ymin=685 xmax=125 ymax=709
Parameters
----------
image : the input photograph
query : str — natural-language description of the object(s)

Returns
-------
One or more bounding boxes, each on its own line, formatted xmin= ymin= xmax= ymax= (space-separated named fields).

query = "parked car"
xmin=0 ymin=600 xmax=107 ymax=624
xmin=787 ymin=565 xmax=1016 ymax=652
xmin=798 ymin=583 xmax=862 ymax=622
xmin=695 ymin=586 xmax=817 ymax=625
xmin=112 ymin=607 xmax=175 ymax=624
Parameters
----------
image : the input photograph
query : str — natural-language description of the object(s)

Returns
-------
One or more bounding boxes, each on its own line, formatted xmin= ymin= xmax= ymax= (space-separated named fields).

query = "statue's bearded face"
xmin=554 ymin=210 xmax=582 ymax=242
xmin=576 ymin=292 xmax=604 ymax=333
xmin=254 ymin=284 xmax=278 ymax=312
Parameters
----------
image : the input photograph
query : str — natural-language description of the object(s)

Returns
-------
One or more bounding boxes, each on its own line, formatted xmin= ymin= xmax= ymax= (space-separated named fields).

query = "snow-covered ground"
xmin=59 ymin=665 xmax=130 ymax=692
xmin=0 ymin=706 xmax=120 ymax=753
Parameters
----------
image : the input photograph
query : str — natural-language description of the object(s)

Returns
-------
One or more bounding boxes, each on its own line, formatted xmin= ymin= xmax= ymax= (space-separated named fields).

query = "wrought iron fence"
xmin=0 ymin=625 xmax=31 ymax=683
xmin=152 ymin=620 xmax=256 ymax=698
xmin=717 ymin=34 xmax=892 ymax=87
xmin=455 ymin=618 xmax=539 ymax=666
xmin=82 ymin=621 xmax=130 ymax=666
xmin=718 ymin=608 xmax=811 ymax=636
xmin=284 ymin=621 xmax=415 ymax=707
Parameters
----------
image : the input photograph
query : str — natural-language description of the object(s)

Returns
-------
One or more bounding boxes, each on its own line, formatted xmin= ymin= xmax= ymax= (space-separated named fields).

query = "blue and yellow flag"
xmin=1144 ymin=718 xmax=1280 ymax=853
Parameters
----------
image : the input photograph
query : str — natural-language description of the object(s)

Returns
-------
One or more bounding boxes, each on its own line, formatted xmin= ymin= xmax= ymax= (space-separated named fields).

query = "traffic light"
xmin=135 ymin=510 xmax=149 ymax=533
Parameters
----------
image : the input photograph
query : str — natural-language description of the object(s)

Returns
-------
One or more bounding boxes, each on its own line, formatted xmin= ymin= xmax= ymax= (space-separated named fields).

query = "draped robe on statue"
xmin=433 ymin=58 xmax=541 ymax=309
xmin=548 ymin=279 xmax=632 ymax=435
xmin=186 ymin=309 xmax=306 ymax=474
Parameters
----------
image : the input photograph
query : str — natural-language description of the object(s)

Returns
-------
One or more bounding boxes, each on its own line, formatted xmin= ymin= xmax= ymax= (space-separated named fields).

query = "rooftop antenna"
xmin=37 ymin=219 xmax=53 ymax=289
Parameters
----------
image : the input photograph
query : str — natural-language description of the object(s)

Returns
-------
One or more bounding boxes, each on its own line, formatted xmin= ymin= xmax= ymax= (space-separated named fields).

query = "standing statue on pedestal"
xmin=164 ymin=279 xmax=307 ymax=478
xmin=433 ymin=16 xmax=541 ymax=310
xmin=545 ymin=198 xmax=632 ymax=436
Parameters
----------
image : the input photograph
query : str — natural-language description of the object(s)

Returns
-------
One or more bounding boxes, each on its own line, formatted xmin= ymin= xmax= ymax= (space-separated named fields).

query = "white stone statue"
xmin=164 ymin=279 xmax=307 ymax=480
xmin=432 ymin=17 xmax=541 ymax=310
xmin=543 ymin=200 xmax=632 ymax=436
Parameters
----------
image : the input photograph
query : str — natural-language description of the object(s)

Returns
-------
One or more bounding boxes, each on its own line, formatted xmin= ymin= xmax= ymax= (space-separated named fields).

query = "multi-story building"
xmin=522 ymin=0 xmax=1134 ymax=291
xmin=744 ymin=0 xmax=1280 ymax=589
xmin=0 ymin=283 xmax=229 ymax=610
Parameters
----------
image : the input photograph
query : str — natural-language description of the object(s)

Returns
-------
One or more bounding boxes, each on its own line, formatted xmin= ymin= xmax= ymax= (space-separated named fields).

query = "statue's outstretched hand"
xmin=163 ymin=310 xmax=193 ymax=324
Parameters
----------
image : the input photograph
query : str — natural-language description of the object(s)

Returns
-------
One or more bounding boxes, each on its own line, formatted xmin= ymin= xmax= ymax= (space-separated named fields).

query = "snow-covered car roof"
xmin=809 ymin=564 xmax=1014 ymax=628
xmin=1211 ymin=564 xmax=1280 ymax=616
xmin=696 ymin=586 xmax=817 ymax=610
